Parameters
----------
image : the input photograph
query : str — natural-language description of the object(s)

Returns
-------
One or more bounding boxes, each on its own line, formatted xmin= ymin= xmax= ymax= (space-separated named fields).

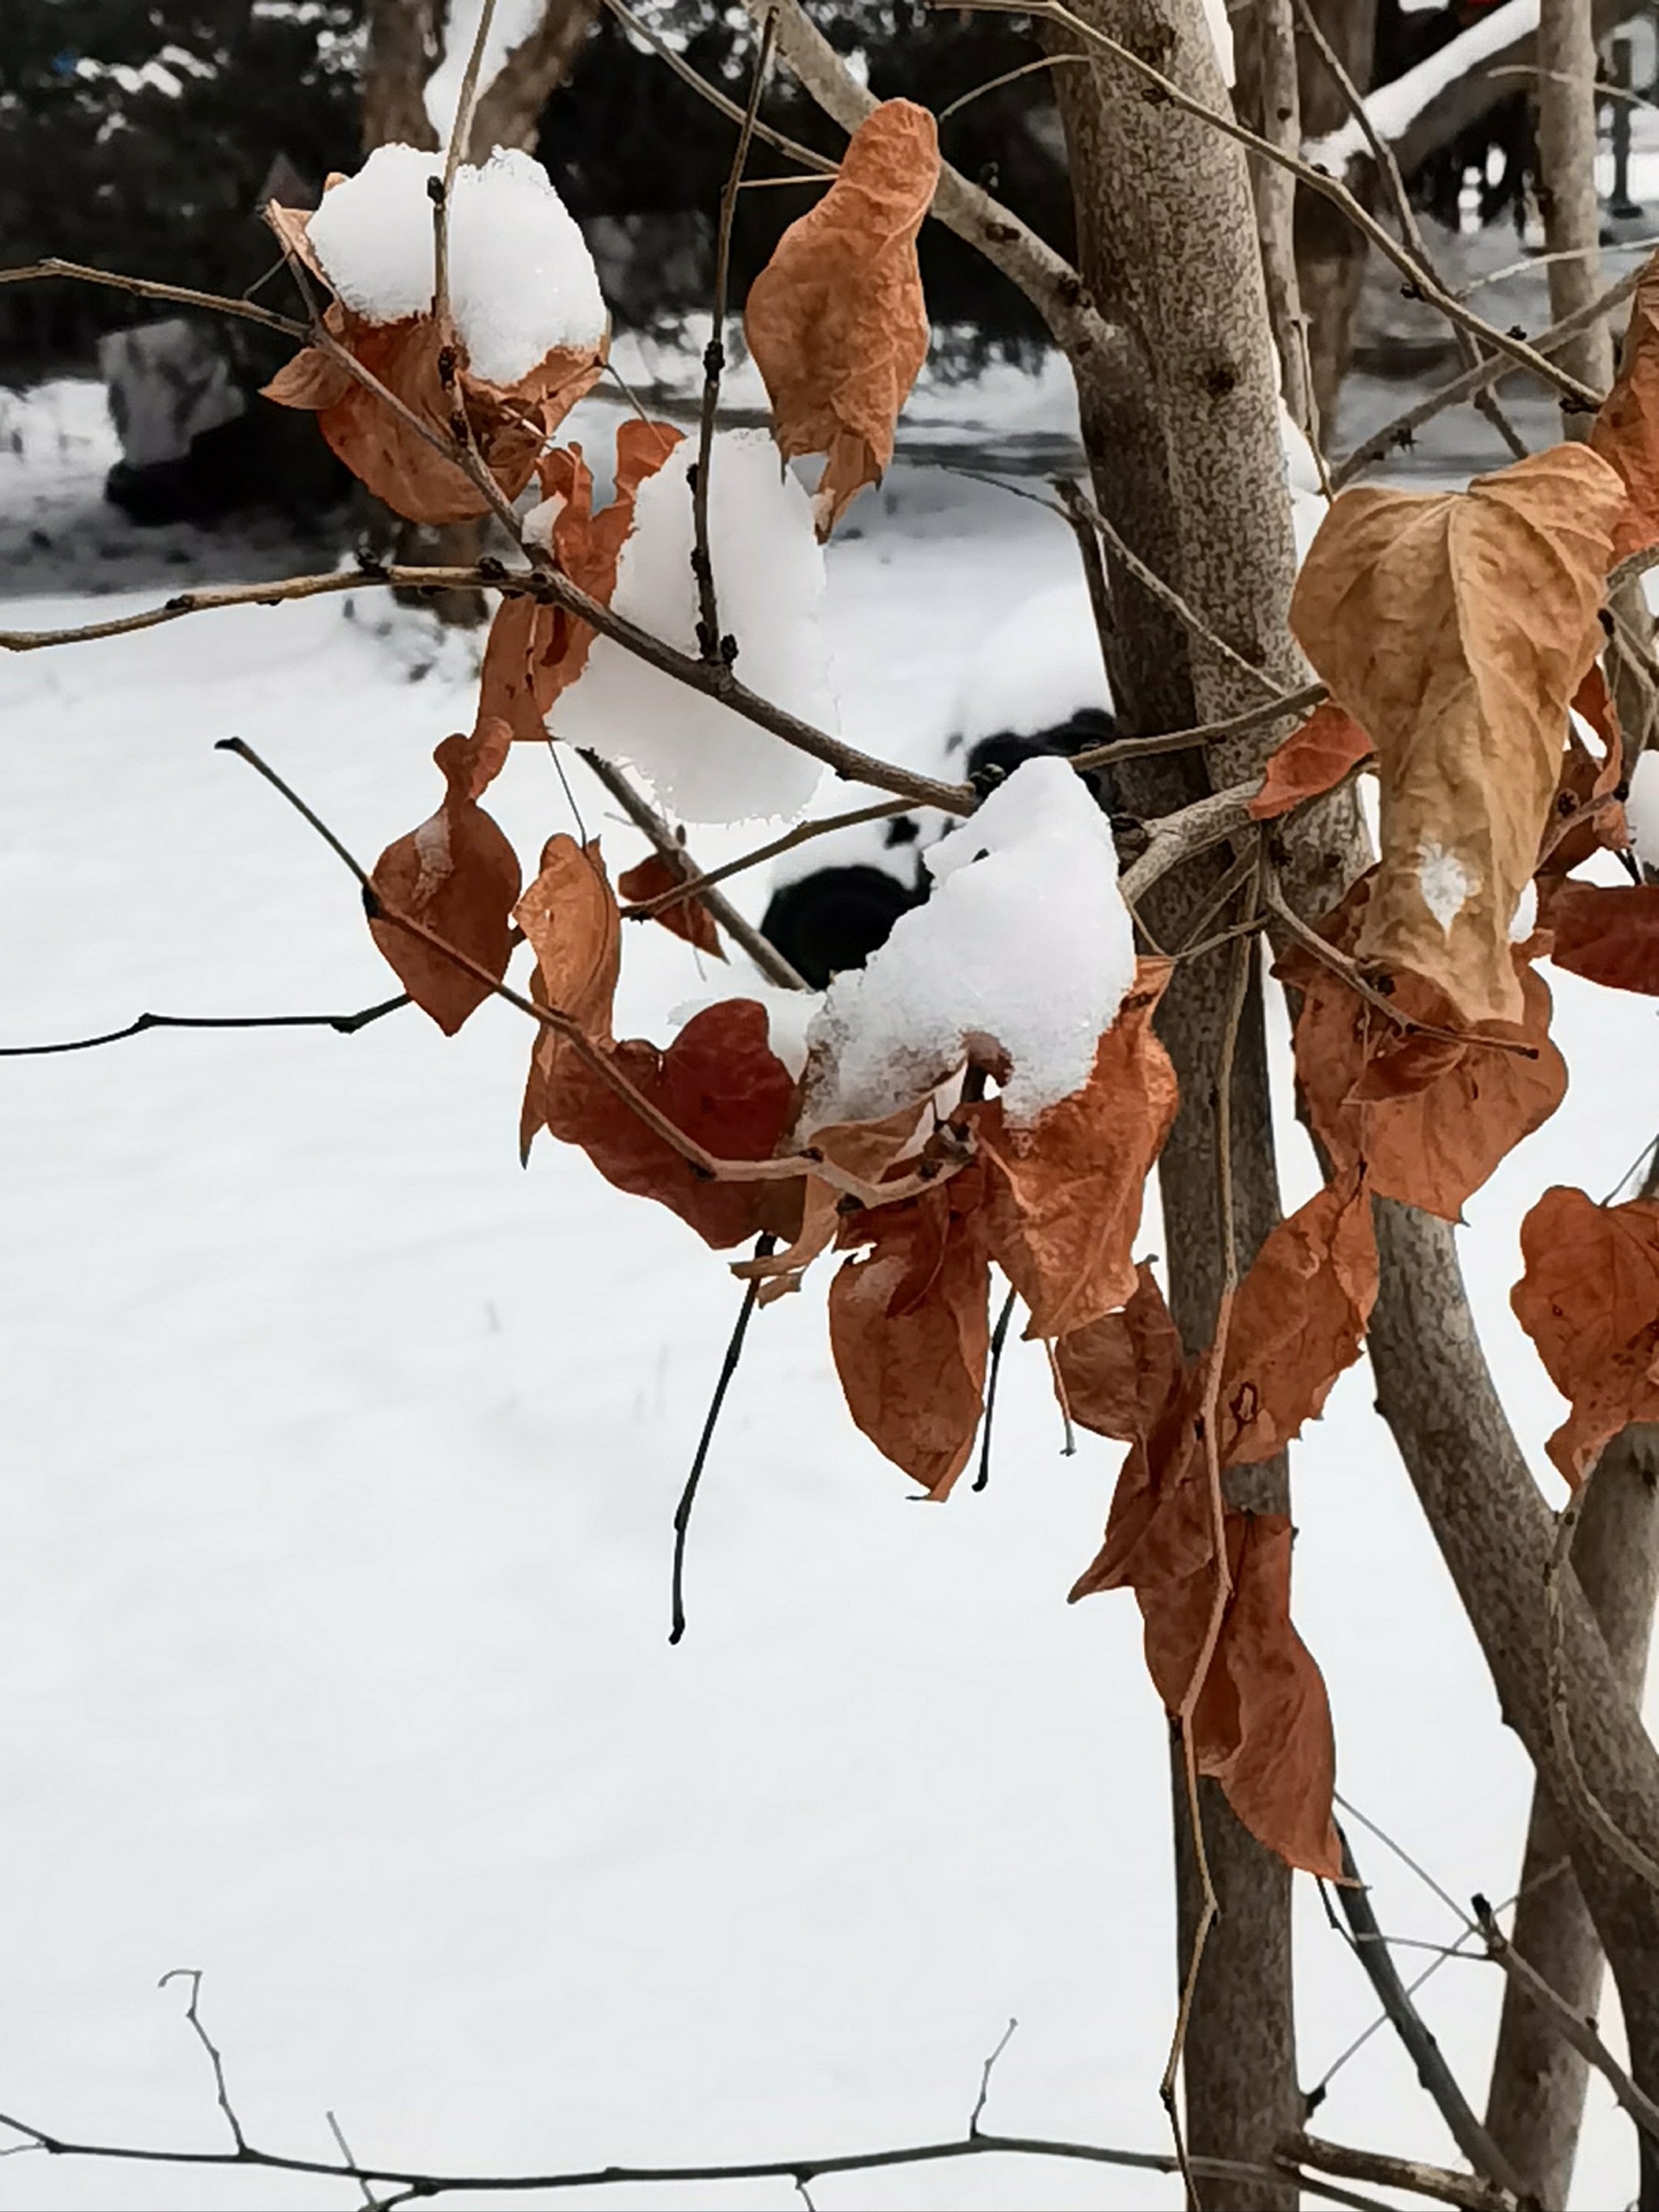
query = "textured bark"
xmin=1294 ymin=0 xmax=1377 ymax=437
xmin=1369 ymin=1201 xmax=1659 ymax=2212
xmin=1051 ymin=3 xmax=1341 ymax=2195
xmin=1535 ymin=0 xmax=1615 ymax=416
xmin=1239 ymin=0 xmax=1313 ymax=435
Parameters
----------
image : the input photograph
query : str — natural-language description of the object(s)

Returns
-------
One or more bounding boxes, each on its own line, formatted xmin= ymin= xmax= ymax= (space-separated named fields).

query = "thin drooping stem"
xmin=619 ymin=796 xmax=919 ymax=923
xmin=0 ymin=999 xmax=410 ymax=1057
xmin=668 ymin=1234 xmax=774 ymax=1643
xmin=692 ymin=9 xmax=776 ymax=663
xmin=974 ymin=1285 xmax=1019 ymax=1493
xmin=0 ymin=257 xmax=305 ymax=338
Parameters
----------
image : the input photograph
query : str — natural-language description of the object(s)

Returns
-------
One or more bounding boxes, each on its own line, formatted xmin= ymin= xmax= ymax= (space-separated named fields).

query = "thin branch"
xmin=620 ymin=796 xmax=919 ymax=922
xmin=1329 ymin=1833 xmax=1529 ymax=2201
xmin=157 ymin=1972 xmax=245 ymax=2154
xmin=670 ymin=1236 xmax=773 ymax=1644
xmin=1473 ymin=1892 xmax=1659 ymax=2147
xmin=968 ymin=2017 xmax=1018 ymax=2134
xmin=955 ymin=0 xmax=1602 ymax=414
xmin=0 ymin=997 xmax=410 ymax=1058
xmin=1290 ymin=0 xmax=1526 ymax=462
xmin=1070 ymin=680 xmax=1328 ymax=775
xmin=600 ymin=0 xmax=834 ymax=174
xmin=1288 ymin=2133 xmax=1519 ymax=2212
xmin=1119 ymin=780 xmax=1262 ymax=905
xmin=0 ymin=565 xmax=486 ymax=650
xmin=0 ymin=257 xmax=306 ymax=339
xmin=938 ymin=52 xmax=1090 ymax=122
xmin=1333 ymin=261 xmax=1648 ymax=490
xmin=693 ymin=9 xmax=776 ymax=663
xmin=974 ymin=1285 xmax=1019 ymax=1493
xmin=326 ymin=2112 xmax=387 ymax=2212
xmin=1051 ymin=475 xmax=1117 ymax=684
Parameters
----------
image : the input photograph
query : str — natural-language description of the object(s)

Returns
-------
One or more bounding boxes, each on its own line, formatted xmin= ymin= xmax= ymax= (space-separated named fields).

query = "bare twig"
xmin=1328 ymin=1833 xmax=1530 ymax=2201
xmin=601 ymin=0 xmax=833 ymax=173
xmin=968 ymin=2017 xmax=1019 ymax=2134
xmin=1120 ymin=781 xmax=1263 ymax=905
xmin=1473 ymin=1892 xmax=1659 ymax=2147
xmin=670 ymin=1235 xmax=774 ymax=1644
xmin=327 ymin=2112 xmax=387 ymax=2212
xmin=693 ymin=10 xmax=776 ymax=663
xmin=938 ymin=53 xmax=1090 ymax=122
xmin=621 ymin=797 xmax=920 ymax=926
xmin=974 ymin=1286 xmax=1018 ymax=1493
xmin=0 ymin=257 xmax=306 ymax=339
xmin=1289 ymin=2133 xmax=1519 ymax=2212
xmin=1070 ymin=681 xmax=1328 ymax=775
xmin=0 ymin=997 xmax=410 ymax=1057
xmin=157 ymin=1972 xmax=245 ymax=2154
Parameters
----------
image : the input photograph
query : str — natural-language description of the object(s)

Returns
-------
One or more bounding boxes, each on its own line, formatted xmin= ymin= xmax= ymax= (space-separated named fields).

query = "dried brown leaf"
xmin=1512 ymin=1185 xmax=1659 ymax=1485
xmin=1290 ymin=445 xmax=1623 ymax=1025
xmin=1277 ymin=876 xmax=1567 ymax=1221
xmin=616 ymin=855 xmax=724 ymax=958
xmin=1218 ymin=1170 xmax=1377 ymax=1467
xmin=1590 ymin=248 xmax=1659 ymax=563
xmin=828 ymin=1183 xmax=991 ymax=1498
xmin=1534 ymin=879 xmax=1659 ymax=995
xmin=744 ymin=100 xmax=940 ymax=537
xmin=1056 ymin=1262 xmax=1184 ymax=1446
xmin=1248 ymin=701 xmax=1373 ymax=820
xmin=368 ymin=718 xmax=521 ymax=1034
xmin=479 ymin=421 xmax=683 ymax=742
xmin=972 ymin=960 xmax=1178 ymax=1340
xmin=734 ymin=1100 xmax=928 ymax=1306
xmin=516 ymin=834 xmax=624 ymax=1157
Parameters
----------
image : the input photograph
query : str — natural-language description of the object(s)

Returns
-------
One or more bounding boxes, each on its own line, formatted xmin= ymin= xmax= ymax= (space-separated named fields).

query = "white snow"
xmin=424 ymin=0 xmax=552 ymax=147
xmin=1308 ymin=0 xmax=1538 ymax=167
xmin=1508 ymin=876 xmax=1537 ymax=941
xmin=1200 ymin=0 xmax=1235 ymax=88
xmin=804 ymin=757 xmax=1136 ymax=1129
xmin=557 ymin=429 xmax=834 ymax=825
xmin=1278 ymin=398 xmax=1329 ymax=560
xmin=1628 ymin=747 xmax=1659 ymax=864
xmin=1 ymin=381 xmax=1654 ymax=2212
xmin=949 ymin=578 xmax=1112 ymax=746
xmin=305 ymin=142 xmax=606 ymax=388
xmin=1418 ymin=839 xmax=1478 ymax=931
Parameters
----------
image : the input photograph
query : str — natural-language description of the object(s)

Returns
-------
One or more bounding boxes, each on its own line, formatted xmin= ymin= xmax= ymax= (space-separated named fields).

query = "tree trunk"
xmin=1534 ymin=0 xmax=1614 ymax=408
xmin=1294 ymin=0 xmax=1377 ymax=440
xmin=1051 ymin=2 xmax=1347 ymax=2193
xmin=1368 ymin=1199 xmax=1659 ymax=2212
xmin=1239 ymin=0 xmax=1314 ymax=436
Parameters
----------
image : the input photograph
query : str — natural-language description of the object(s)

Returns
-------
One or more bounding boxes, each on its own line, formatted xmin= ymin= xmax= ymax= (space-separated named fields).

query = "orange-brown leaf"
xmin=1277 ymin=878 xmax=1567 ymax=1221
xmin=744 ymin=100 xmax=940 ymax=537
xmin=516 ymin=834 xmax=624 ymax=1157
xmin=368 ymin=719 xmax=521 ymax=1034
xmin=1057 ymin=1262 xmax=1185 ymax=1445
xmin=1541 ymin=664 xmax=1631 ymax=873
xmin=1218 ymin=1170 xmax=1377 ymax=1467
xmin=540 ymin=999 xmax=797 ymax=1250
xmin=1248 ymin=702 xmax=1373 ymax=820
xmin=1512 ymin=1186 xmax=1659 ymax=1486
xmin=478 ymin=420 xmax=683 ymax=740
xmin=1139 ymin=1513 xmax=1341 ymax=1878
xmin=617 ymin=855 xmax=724 ymax=957
xmin=974 ymin=959 xmax=1178 ymax=1340
xmin=828 ymin=1186 xmax=991 ymax=1498
xmin=1590 ymin=248 xmax=1659 ymax=563
xmin=734 ymin=1100 xmax=931 ymax=1306
xmin=1290 ymin=445 xmax=1623 ymax=1025
xmin=1535 ymin=879 xmax=1659 ymax=995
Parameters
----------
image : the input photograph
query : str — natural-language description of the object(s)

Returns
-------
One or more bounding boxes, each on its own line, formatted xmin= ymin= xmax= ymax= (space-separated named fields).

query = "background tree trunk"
xmin=1293 ymin=0 xmax=1377 ymax=438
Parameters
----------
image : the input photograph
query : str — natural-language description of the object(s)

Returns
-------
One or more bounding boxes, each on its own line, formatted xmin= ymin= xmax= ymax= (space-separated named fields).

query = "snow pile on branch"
xmin=557 ymin=430 xmax=834 ymax=825
xmin=1307 ymin=0 xmax=1537 ymax=166
xmin=306 ymin=142 xmax=605 ymax=388
xmin=424 ymin=0 xmax=550 ymax=145
xmin=805 ymin=756 xmax=1135 ymax=1128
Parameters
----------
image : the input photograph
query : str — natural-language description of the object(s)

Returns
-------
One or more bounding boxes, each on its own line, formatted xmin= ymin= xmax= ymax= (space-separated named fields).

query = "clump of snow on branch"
xmin=424 ymin=0 xmax=550 ymax=143
xmin=805 ymin=757 xmax=1135 ymax=1128
xmin=557 ymin=430 xmax=834 ymax=825
xmin=1629 ymin=749 xmax=1659 ymax=865
xmin=305 ymin=143 xmax=605 ymax=387
xmin=1307 ymin=0 xmax=1537 ymax=166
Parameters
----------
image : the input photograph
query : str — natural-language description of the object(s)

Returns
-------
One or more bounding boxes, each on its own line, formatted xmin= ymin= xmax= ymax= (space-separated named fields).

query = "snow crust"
xmin=557 ymin=430 xmax=834 ymax=825
xmin=1629 ymin=748 xmax=1659 ymax=865
xmin=305 ymin=142 xmax=606 ymax=388
xmin=804 ymin=757 xmax=1135 ymax=1129
xmin=1309 ymin=0 xmax=1537 ymax=167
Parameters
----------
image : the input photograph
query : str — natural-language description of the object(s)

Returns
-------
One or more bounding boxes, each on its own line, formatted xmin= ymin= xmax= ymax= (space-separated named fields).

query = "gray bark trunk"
xmin=1536 ymin=0 xmax=1614 ymax=414
xmin=1294 ymin=0 xmax=1377 ymax=438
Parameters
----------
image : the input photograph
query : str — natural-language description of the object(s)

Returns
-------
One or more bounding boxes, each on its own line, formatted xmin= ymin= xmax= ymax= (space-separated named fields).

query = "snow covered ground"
xmin=1 ymin=369 xmax=1655 ymax=2212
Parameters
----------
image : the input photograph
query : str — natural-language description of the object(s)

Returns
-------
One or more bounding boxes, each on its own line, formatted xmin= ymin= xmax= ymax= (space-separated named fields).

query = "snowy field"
xmin=1 ymin=370 xmax=1656 ymax=2212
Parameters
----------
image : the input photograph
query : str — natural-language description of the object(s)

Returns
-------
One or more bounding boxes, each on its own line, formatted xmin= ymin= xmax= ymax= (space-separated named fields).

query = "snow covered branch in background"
xmin=425 ymin=0 xmax=553 ymax=143
xmin=1307 ymin=0 xmax=1537 ymax=167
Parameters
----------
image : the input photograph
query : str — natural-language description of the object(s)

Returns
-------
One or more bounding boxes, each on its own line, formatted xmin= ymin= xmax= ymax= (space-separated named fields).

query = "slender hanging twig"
xmin=670 ymin=1234 xmax=775 ymax=1644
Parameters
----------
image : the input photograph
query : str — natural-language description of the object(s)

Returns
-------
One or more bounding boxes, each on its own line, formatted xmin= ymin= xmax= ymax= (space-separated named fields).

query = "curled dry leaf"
xmin=1057 ymin=1261 xmax=1186 ymax=1446
xmin=1217 ymin=1169 xmax=1377 ymax=1466
xmin=1542 ymin=664 xmax=1630 ymax=874
xmin=479 ymin=421 xmax=684 ymax=744
xmin=970 ymin=959 xmax=1178 ymax=1340
xmin=516 ymin=833 xmax=623 ymax=1158
xmin=262 ymin=195 xmax=607 ymax=528
xmin=733 ymin=1100 xmax=929 ymax=1306
xmin=828 ymin=1178 xmax=991 ymax=1498
xmin=1535 ymin=878 xmax=1659 ymax=995
xmin=368 ymin=717 xmax=521 ymax=1035
xmin=1138 ymin=1512 xmax=1342 ymax=1880
xmin=1277 ymin=873 xmax=1567 ymax=1221
xmin=1512 ymin=1185 xmax=1659 ymax=1486
xmin=744 ymin=100 xmax=940 ymax=537
xmin=1290 ymin=445 xmax=1624 ymax=1025
xmin=616 ymin=854 xmax=724 ymax=959
xmin=1590 ymin=247 xmax=1659 ymax=565
xmin=1248 ymin=701 xmax=1373 ymax=821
